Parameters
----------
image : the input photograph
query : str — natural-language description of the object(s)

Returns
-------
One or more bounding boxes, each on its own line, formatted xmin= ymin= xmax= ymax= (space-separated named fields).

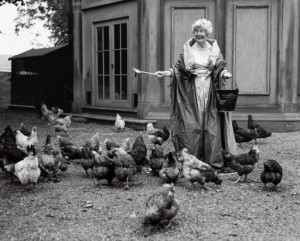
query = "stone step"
xmin=82 ymin=106 xmax=138 ymax=118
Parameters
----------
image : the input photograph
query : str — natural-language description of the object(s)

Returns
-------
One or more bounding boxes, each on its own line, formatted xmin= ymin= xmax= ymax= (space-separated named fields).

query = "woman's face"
xmin=193 ymin=27 xmax=208 ymax=45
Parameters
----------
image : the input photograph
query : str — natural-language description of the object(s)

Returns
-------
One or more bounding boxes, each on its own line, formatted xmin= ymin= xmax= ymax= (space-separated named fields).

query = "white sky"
xmin=0 ymin=3 xmax=53 ymax=55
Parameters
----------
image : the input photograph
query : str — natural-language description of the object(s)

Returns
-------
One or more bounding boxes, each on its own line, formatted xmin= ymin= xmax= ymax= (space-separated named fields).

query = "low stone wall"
xmin=0 ymin=72 xmax=11 ymax=110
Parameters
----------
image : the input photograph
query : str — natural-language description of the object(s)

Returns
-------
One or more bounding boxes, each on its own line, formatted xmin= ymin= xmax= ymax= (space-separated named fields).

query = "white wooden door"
xmin=163 ymin=0 xmax=216 ymax=104
xmin=225 ymin=0 xmax=279 ymax=107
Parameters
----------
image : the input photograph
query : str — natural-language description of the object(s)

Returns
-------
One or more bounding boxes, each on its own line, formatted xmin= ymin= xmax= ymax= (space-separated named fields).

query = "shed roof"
xmin=9 ymin=45 xmax=67 ymax=60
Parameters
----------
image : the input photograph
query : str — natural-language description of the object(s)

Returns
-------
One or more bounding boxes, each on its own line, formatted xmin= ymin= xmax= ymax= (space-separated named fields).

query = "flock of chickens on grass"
xmin=0 ymin=103 xmax=282 ymax=229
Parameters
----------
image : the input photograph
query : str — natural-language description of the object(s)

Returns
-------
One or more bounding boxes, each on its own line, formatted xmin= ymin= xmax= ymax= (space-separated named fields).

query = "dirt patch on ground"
xmin=1 ymin=111 xmax=300 ymax=241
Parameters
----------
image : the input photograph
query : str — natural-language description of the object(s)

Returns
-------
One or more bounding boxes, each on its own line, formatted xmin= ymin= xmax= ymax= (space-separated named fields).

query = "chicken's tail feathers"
xmin=4 ymin=163 xmax=15 ymax=174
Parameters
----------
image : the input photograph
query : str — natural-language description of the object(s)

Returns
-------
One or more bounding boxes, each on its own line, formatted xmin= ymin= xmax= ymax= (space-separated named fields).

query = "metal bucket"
xmin=215 ymin=88 xmax=239 ymax=112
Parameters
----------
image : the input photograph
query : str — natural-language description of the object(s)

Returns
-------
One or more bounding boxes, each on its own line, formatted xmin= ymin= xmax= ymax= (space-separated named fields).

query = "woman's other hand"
xmin=223 ymin=72 xmax=232 ymax=79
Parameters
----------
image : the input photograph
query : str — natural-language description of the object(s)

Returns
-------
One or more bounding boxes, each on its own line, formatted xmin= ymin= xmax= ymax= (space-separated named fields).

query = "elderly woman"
xmin=155 ymin=18 xmax=237 ymax=171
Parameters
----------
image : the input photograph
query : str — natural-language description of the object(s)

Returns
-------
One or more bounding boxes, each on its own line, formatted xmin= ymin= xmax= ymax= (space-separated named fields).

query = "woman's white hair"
xmin=191 ymin=18 xmax=213 ymax=35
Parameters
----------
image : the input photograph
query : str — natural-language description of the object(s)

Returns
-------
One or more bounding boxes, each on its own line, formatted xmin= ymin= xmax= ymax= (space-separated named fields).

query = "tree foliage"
xmin=0 ymin=0 xmax=25 ymax=6
xmin=14 ymin=0 xmax=73 ymax=46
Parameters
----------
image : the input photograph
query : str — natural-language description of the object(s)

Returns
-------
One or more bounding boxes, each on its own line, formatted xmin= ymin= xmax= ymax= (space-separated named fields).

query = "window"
xmin=15 ymin=59 xmax=39 ymax=76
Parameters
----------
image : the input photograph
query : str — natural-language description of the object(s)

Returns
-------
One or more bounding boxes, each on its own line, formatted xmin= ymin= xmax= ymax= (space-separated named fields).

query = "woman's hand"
xmin=223 ymin=72 xmax=232 ymax=79
xmin=155 ymin=70 xmax=172 ymax=78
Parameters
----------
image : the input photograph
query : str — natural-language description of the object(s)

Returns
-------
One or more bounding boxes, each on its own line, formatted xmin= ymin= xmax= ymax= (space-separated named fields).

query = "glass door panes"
xmin=114 ymin=23 xmax=127 ymax=100
xmin=97 ymin=26 xmax=110 ymax=99
xmin=96 ymin=20 xmax=128 ymax=104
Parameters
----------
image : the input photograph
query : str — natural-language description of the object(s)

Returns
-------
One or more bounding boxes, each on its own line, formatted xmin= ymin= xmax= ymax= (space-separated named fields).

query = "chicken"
xmin=143 ymin=183 xmax=180 ymax=227
xmin=39 ymin=135 xmax=67 ymax=181
xmin=90 ymin=132 xmax=102 ymax=153
xmin=80 ymin=141 xmax=94 ymax=176
xmin=57 ymin=136 xmax=82 ymax=160
xmin=104 ymin=137 xmax=131 ymax=159
xmin=177 ymin=148 xmax=222 ymax=190
xmin=221 ymin=146 xmax=260 ymax=183
xmin=109 ymin=147 xmax=137 ymax=190
xmin=127 ymin=133 xmax=147 ymax=172
xmin=1 ymin=126 xmax=28 ymax=166
xmin=260 ymin=159 xmax=283 ymax=190
xmin=51 ymin=106 xmax=64 ymax=117
xmin=232 ymin=120 xmax=258 ymax=147
xmin=41 ymin=103 xmax=59 ymax=122
xmin=159 ymin=152 xmax=181 ymax=184
xmin=148 ymin=145 xmax=165 ymax=175
xmin=247 ymin=114 xmax=272 ymax=139
xmin=104 ymin=137 xmax=131 ymax=151
xmin=50 ymin=115 xmax=72 ymax=136
xmin=15 ymin=126 xmax=38 ymax=153
xmin=5 ymin=145 xmax=41 ymax=191
xmin=16 ymin=126 xmax=38 ymax=152
xmin=115 ymin=113 xmax=125 ymax=132
xmin=91 ymin=150 xmax=115 ymax=186
xmin=147 ymin=123 xmax=170 ymax=145
xmin=19 ymin=123 xmax=31 ymax=137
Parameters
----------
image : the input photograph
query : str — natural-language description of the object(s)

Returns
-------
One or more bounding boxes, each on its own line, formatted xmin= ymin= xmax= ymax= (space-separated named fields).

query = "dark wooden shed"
xmin=9 ymin=45 xmax=73 ymax=111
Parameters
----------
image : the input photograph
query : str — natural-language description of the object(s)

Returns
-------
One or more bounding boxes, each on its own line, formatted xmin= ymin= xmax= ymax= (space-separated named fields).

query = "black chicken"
xmin=260 ymin=159 xmax=283 ymax=190
xmin=147 ymin=123 xmax=170 ymax=145
xmin=57 ymin=136 xmax=82 ymax=160
xmin=148 ymin=145 xmax=165 ymax=175
xmin=247 ymin=115 xmax=272 ymax=139
xmin=1 ymin=126 xmax=28 ymax=165
xmin=127 ymin=133 xmax=148 ymax=172
xmin=221 ymin=146 xmax=260 ymax=183
xmin=232 ymin=120 xmax=258 ymax=147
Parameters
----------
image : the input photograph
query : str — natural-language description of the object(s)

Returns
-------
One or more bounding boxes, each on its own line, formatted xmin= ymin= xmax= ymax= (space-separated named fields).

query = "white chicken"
xmin=5 ymin=145 xmax=41 ymax=191
xmin=15 ymin=126 xmax=38 ymax=154
xmin=115 ymin=113 xmax=125 ymax=132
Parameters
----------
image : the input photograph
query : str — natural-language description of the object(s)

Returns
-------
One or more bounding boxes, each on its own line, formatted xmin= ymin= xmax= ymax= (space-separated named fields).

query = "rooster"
xmin=5 ymin=145 xmax=41 ymax=191
xmin=221 ymin=146 xmax=260 ymax=183
xmin=148 ymin=145 xmax=165 ymax=176
xmin=15 ymin=126 xmax=38 ymax=152
xmin=260 ymin=159 xmax=283 ymax=190
xmin=91 ymin=151 xmax=115 ymax=186
xmin=147 ymin=123 xmax=170 ymax=145
xmin=232 ymin=120 xmax=258 ymax=147
xmin=177 ymin=148 xmax=222 ymax=190
xmin=159 ymin=152 xmax=181 ymax=184
xmin=143 ymin=183 xmax=180 ymax=228
xmin=127 ymin=133 xmax=147 ymax=172
xmin=247 ymin=115 xmax=272 ymax=140
xmin=115 ymin=113 xmax=125 ymax=132
xmin=109 ymin=147 xmax=137 ymax=190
